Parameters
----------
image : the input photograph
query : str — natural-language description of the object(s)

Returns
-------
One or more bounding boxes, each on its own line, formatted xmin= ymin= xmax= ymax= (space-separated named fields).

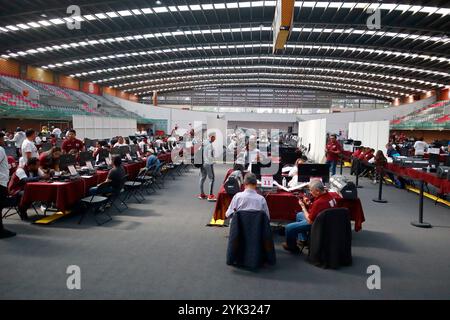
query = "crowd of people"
xmin=0 ymin=124 xmax=193 ymax=239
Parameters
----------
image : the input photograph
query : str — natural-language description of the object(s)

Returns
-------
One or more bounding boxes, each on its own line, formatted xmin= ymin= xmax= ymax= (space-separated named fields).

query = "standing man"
xmin=62 ymin=129 xmax=85 ymax=154
xmin=10 ymin=127 xmax=26 ymax=157
xmin=198 ymin=132 xmax=216 ymax=202
xmin=325 ymin=134 xmax=343 ymax=176
xmin=413 ymin=138 xmax=429 ymax=157
xmin=0 ymin=132 xmax=16 ymax=238
xmin=20 ymin=129 xmax=39 ymax=167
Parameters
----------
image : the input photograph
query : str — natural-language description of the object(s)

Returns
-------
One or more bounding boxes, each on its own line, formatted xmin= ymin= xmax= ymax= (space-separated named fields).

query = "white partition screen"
xmin=348 ymin=120 xmax=390 ymax=154
xmin=298 ymin=119 xmax=327 ymax=163
xmin=73 ymin=115 xmax=137 ymax=139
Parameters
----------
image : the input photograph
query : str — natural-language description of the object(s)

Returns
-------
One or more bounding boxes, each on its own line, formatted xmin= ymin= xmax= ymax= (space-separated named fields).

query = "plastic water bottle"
xmin=282 ymin=177 xmax=287 ymax=187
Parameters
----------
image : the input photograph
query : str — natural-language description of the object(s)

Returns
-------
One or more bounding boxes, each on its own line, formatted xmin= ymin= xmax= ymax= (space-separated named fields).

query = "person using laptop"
xmin=113 ymin=136 xmax=128 ymax=148
xmin=39 ymin=147 xmax=62 ymax=173
xmin=225 ymin=173 xmax=270 ymax=219
xmin=8 ymin=157 xmax=47 ymax=221
xmin=146 ymin=149 xmax=161 ymax=169
xmin=89 ymin=156 xmax=125 ymax=196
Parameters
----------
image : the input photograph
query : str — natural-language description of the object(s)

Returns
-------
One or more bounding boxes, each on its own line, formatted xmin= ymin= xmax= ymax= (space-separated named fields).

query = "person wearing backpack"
xmin=224 ymin=164 xmax=245 ymax=196
xmin=198 ymin=133 xmax=217 ymax=201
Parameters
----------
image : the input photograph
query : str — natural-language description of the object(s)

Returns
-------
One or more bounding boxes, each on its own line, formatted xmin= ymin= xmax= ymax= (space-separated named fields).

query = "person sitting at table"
xmin=39 ymin=147 xmax=62 ymax=173
xmin=62 ymin=129 xmax=84 ymax=155
xmin=8 ymin=157 xmax=47 ymax=221
xmin=93 ymin=140 xmax=110 ymax=162
xmin=89 ymin=156 xmax=125 ymax=196
xmin=138 ymin=138 xmax=147 ymax=154
xmin=282 ymin=179 xmax=338 ymax=253
xmin=113 ymin=136 xmax=128 ymax=148
xmin=288 ymin=156 xmax=308 ymax=188
xmin=225 ymin=173 xmax=270 ymax=220
xmin=386 ymin=144 xmax=400 ymax=159
xmin=146 ymin=149 xmax=161 ymax=169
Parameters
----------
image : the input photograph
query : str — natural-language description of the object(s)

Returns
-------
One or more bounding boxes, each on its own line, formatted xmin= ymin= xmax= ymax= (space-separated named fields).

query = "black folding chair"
xmin=123 ymin=169 xmax=146 ymax=203
xmin=78 ymin=182 xmax=112 ymax=225
xmin=107 ymin=175 xmax=129 ymax=213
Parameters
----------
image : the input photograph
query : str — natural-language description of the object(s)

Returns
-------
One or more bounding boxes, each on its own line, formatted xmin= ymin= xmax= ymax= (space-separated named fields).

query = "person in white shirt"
xmin=10 ymin=128 xmax=26 ymax=150
xmin=413 ymin=139 xmax=429 ymax=156
xmin=0 ymin=132 xmax=16 ymax=238
xmin=226 ymin=173 xmax=270 ymax=220
xmin=20 ymin=129 xmax=39 ymax=167
xmin=113 ymin=136 xmax=128 ymax=148
xmin=51 ymin=127 xmax=62 ymax=138
xmin=288 ymin=156 xmax=308 ymax=188
xmin=138 ymin=138 xmax=147 ymax=154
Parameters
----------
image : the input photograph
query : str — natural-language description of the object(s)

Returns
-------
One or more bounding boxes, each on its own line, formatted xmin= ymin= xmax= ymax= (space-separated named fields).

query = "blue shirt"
xmin=146 ymin=155 xmax=161 ymax=169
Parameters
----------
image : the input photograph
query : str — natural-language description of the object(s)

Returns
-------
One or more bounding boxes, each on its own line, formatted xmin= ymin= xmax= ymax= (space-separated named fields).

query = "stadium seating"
xmin=391 ymin=101 xmax=450 ymax=130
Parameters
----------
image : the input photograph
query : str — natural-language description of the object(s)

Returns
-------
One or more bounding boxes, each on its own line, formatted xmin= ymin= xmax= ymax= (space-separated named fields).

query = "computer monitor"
xmin=119 ymin=145 xmax=130 ymax=157
xmin=79 ymin=151 xmax=94 ymax=166
xmin=110 ymin=147 xmax=121 ymax=157
xmin=97 ymin=149 xmax=110 ymax=163
xmin=298 ymin=163 xmax=330 ymax=183
xmin=84 ymin=138 xmax=97 ymax=149
xmin=59 ymin=154 xmax=76 ymax=171
xmin=130 ymin=144 xmax=139 ymax=156
xmin=429 ymin=153 xmax=440 ymax=167
xmin=40 ymin=143 xmax=52 ymax=152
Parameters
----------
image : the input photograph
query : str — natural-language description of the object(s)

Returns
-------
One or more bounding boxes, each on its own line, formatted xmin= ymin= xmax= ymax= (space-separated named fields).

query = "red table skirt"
xmin=386 ymin=163 xmax=450 ymax=194
xmin=123 ymin=161 xmax=145 ymax=180
xmin=213 ymin=188 xmax=365 ymax=232
xmin=20 ymin=169 xmax=120 ymax=212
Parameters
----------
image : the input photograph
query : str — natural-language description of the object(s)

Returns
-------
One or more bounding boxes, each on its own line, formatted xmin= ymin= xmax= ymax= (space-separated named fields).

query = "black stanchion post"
xmin=355 ymin=159 xmax=363 ymax=189
xmin=373 ymin=169 xmax=387 ymax=203
xmin=340 ymin=154 xmax=343 ymax=175
xmin=411 ymin=180 xmax=432 ymax=228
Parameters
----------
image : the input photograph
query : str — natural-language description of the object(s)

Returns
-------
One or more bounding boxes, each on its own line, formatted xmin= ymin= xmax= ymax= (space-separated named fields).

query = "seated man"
xmin=8 ymin=157 xmax=47 ymax=220
xmin=282 ymin=179 xmax=338 ymax=253
xmin=89 ymin=156 xmax=126 ymax=196
xmin=146 ymin=149 xmax=161 ymax=169
xmin=226 ymin=173 xmax=270 ymax=220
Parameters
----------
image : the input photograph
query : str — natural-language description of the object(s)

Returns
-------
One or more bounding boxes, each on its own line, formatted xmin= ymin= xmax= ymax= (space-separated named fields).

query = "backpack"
xmin=193 ymin=145 xmax=203 ymax=168
xmin=224 ymin=175 xmax=241 ymax=195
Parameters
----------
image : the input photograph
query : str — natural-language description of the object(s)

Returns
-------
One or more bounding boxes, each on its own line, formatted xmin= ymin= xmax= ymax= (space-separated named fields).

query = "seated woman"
xmin=288 ymin=156 xmax=308 ymax=188
xmin=39 ymin=147 xmax=62 ymax=173
xmin=113 ymin=136 xmax=128 ymax=148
